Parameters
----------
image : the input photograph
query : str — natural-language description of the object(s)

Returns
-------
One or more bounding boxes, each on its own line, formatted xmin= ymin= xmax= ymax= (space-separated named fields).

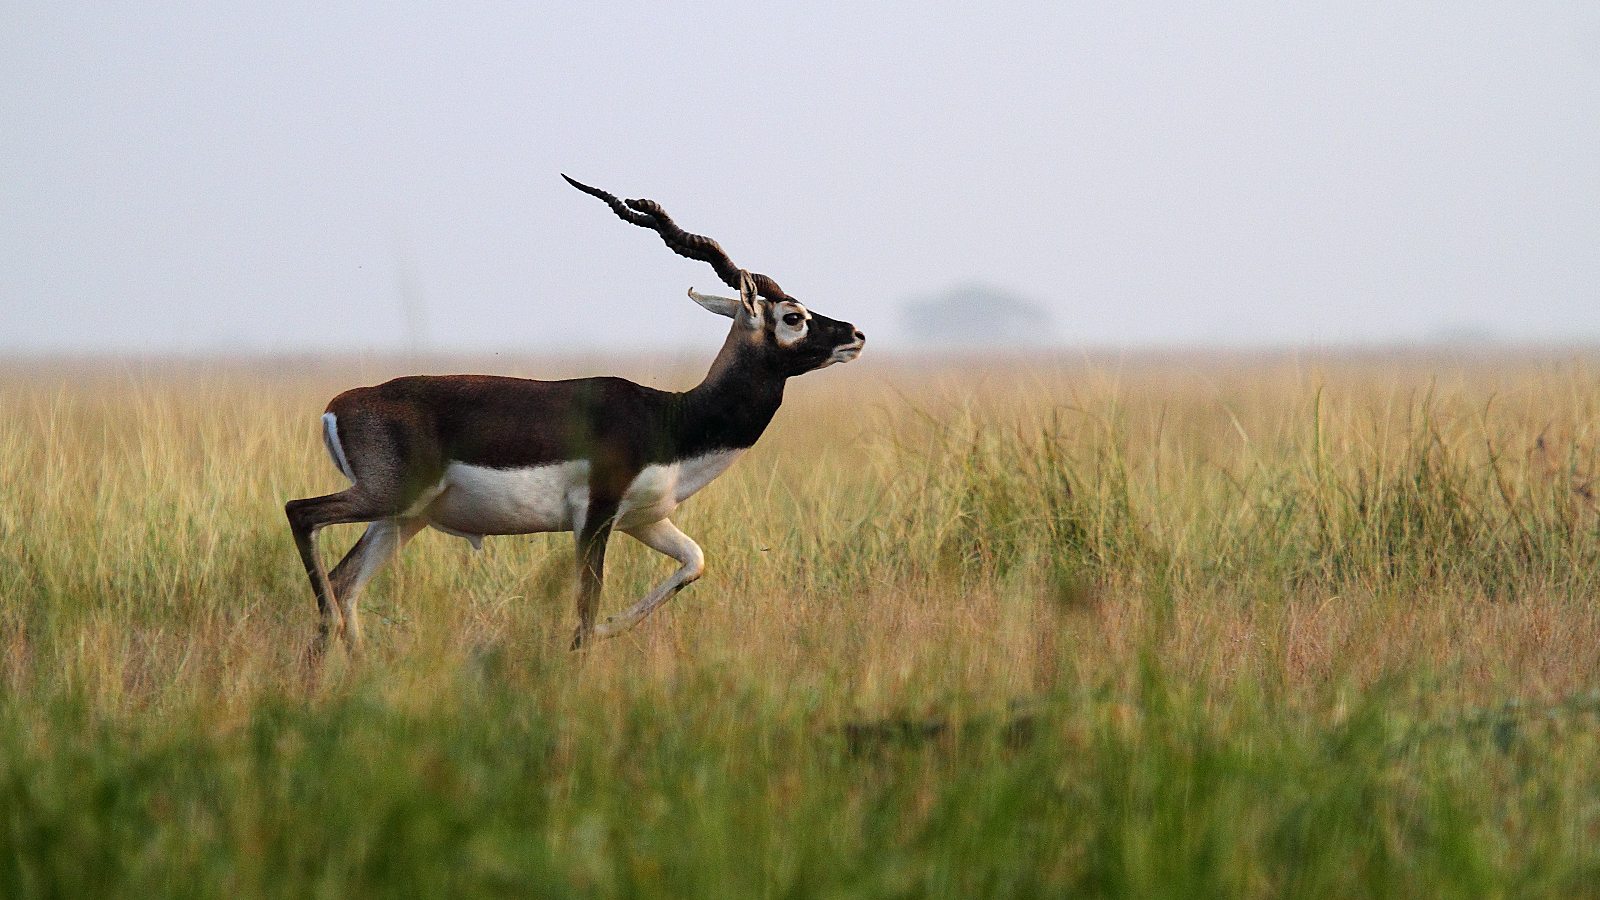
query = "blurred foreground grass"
xmin=2 ymin=351 xmax=1600 ymax=896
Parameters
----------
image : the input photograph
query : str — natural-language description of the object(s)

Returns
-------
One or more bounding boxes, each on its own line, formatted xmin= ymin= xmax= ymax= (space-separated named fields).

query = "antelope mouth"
xmin=827 ymin=340 xmax=865 ymax=366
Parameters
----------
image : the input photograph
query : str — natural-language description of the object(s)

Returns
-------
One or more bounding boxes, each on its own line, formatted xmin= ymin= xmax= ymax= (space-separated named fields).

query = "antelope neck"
xmin=672 ymin=335 xmax=786 ymax=458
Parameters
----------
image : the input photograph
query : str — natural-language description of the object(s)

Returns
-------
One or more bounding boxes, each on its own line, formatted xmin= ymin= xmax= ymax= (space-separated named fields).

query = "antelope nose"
xmin=853 ymin=329 xmax=865 ymax=342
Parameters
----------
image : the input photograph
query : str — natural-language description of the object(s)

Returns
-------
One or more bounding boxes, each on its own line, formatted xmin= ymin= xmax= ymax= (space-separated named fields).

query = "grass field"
xmin=3 ymin=350 xmax=1600 ymax=897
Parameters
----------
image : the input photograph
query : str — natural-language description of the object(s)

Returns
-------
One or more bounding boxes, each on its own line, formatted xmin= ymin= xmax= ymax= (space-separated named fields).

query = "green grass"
xmin=10 ymin=666 xmax=1600 ymax=896
xmin=2 ymin=354 xmax=1600 ymax=896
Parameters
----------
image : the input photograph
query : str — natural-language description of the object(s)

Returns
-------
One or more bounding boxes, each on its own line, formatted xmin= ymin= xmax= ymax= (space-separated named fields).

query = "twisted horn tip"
xmin=561 ymin=173 xmax=596 ymax=193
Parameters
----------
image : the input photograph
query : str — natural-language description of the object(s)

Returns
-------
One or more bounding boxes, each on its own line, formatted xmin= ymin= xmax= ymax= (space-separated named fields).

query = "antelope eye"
xmin=782 ymin=312 xmax=804 ymax=327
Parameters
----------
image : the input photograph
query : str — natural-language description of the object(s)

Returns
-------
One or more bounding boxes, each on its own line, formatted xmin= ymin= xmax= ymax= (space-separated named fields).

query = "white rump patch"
xmin=322 ymin=412 xmax=355 ymax=482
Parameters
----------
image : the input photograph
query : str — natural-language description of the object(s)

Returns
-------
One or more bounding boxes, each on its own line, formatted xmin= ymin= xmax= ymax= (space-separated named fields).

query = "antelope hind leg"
xmin=284 ymin=489 xmax=398 ymax=667
xmin=327 ymin=518 xmax=424 ymax=658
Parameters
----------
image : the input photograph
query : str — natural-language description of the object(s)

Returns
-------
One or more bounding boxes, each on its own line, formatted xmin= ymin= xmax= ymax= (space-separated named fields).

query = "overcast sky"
xmin=3 ymin=3 xmax=1597 ymax=353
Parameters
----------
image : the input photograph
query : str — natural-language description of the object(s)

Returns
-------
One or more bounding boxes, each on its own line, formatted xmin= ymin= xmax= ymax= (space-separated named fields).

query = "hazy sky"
xmin=3 ymin=3 xmax=1597 ymax=353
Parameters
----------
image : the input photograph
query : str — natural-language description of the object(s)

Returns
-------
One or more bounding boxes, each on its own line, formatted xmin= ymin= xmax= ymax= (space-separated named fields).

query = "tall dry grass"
xmin=2 ymin=350 xmax=1600 ymax=896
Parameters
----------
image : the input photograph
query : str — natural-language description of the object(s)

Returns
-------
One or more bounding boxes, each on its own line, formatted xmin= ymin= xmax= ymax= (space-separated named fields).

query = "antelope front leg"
xmin=592 ymin=518 xmax=705 ymax=641
xmin=570 ymin=499 xmax=618 ymax=651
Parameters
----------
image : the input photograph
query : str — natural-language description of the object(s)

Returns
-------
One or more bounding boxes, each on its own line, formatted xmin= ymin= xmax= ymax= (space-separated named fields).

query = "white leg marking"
xmin=322 ymin=412 xmax=356 ymax=483
xmin=333 ymin=518 xmax=424 ymax=652
xmin=592 ymin=518 xmax=704 ymax=640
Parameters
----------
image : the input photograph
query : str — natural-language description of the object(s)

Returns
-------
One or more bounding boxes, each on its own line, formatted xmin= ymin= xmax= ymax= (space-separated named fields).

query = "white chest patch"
xmin=419 ymin=449 xmax=745 ymax=539
xmin=615 ymin=448 xmax=745 ymax=529
xmin=673 ymin=448 xmax=746 ymax=503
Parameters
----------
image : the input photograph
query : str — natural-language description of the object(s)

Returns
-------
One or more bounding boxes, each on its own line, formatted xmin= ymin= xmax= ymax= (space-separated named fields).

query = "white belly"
xmin=421 ymin=449 xmax=744 ymax=539
xmin=425 ymin=460 xmax=589 ymax=536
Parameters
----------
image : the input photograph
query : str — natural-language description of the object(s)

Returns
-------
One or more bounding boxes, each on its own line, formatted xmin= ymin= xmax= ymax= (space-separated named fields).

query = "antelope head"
xmin=563 ymin=175 xmax=865 ymax=377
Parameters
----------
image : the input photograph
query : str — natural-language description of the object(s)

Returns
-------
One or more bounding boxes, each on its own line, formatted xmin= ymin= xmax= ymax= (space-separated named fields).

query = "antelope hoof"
xmin=305 ymin=624 xmax=334 ymax=665
xmin=300 ymin=632 xmax=330 ymax=689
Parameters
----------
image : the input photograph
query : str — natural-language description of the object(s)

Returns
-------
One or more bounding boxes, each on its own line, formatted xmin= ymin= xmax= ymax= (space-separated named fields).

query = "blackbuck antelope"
xmin=285 ymin=176 xmax=865 ymax=656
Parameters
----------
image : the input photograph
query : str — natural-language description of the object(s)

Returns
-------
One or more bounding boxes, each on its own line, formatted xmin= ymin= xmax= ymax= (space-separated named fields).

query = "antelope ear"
xmin=687 ymin=287 xmax=741 ymax=319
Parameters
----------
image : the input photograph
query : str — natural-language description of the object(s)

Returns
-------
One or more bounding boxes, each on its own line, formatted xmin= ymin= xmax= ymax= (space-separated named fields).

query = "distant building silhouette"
xmin=899 ymin=284 xmax=1056 ymax=346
